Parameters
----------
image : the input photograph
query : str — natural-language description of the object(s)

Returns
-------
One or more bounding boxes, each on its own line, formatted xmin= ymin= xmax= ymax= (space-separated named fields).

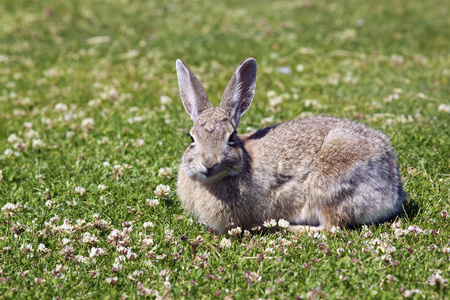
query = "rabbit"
xmin=176 ymin=57 xmax=407 ymax=234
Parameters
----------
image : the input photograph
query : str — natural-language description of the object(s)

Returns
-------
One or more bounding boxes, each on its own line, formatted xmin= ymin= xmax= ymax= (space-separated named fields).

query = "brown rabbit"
xmin=176 ymin=58 xmax=406 ymax=234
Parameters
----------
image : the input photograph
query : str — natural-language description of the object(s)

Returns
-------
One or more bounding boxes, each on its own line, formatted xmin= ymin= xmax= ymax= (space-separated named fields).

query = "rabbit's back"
xmin=246 ymin=116 xmax=405 ymax=229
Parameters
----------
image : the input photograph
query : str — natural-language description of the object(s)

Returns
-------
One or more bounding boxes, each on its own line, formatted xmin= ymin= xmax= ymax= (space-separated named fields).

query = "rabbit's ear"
xmin=220 ymin=58 xmax=257 ymax=127
xmin=176 ymin=59 xmax=212 ymax=122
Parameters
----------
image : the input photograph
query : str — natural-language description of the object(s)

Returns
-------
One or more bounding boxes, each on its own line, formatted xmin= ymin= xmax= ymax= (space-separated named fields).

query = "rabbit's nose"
xmin=201 ymin=156 xmax=218 ymax=170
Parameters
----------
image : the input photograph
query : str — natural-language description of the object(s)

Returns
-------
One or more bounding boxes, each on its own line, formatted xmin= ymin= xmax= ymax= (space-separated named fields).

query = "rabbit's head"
xmin=176 ymin=58 xmax=257 ymax=183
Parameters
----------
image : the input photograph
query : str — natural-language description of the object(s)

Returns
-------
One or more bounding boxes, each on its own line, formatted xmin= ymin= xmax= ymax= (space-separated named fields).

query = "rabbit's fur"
xmin=176 ymin=58 xmax=406 ymax=234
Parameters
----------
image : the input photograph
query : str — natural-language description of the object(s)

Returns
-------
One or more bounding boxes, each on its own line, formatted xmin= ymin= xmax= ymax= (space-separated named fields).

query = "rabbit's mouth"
xmin=193 ymin=164 xmax=232 ymax=183
xmin=199 ymin=168 xmax=226 ymax=182
xmin=182 ymin=157 xmax=243 ymax=183
xmin=198 ymin=166 xmax=242 ymax=183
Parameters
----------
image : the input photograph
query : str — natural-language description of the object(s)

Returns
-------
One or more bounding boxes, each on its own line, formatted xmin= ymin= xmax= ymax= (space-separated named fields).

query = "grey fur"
xmin=176 ymin=58 xmax=407 ymax=234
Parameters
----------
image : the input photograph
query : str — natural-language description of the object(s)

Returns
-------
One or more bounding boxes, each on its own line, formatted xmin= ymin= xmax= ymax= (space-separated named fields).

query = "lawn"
xmin=0 ymin=0 xmax=449 ymax=298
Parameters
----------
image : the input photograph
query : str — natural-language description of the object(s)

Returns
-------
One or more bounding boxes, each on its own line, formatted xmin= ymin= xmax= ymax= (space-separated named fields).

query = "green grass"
xmin=0 ymin=0 xmax=449 ymax=298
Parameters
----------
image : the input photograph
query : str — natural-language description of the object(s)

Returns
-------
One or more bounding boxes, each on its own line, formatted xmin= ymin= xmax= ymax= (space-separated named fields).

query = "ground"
xmin=0 ymin=0 xmax=449 ymax=298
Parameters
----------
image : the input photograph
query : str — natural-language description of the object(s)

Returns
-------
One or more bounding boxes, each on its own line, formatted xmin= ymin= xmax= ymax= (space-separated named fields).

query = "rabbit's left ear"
xmin=176 ymin=59 xmax=212 ymax=122
xmin=220 ymin=58 xmax=257 ymax=127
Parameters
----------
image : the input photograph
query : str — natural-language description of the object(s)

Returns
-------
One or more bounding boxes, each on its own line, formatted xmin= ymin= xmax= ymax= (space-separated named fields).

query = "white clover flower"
xmin=66 ymin=131 xmax=75 ymax=139
xmin=266 ymin=90 xmax=277 ymax=98
xmin=336 ymin=248 xmax=345 ymax=255
xmin=23 ymin=122 xmax=33 ymax=130
xmin=390 ymin=55 xmax=404 ymax=65
xmin=228 ymin=227 xmax=242 ymax=236
xmin=263 ymin=219 xmax=277 ymax=228
xmin=74 ymin=255 xmax=89 ymax=264
xmin=362 ymin=230 xmax=373 ymax=238
xmin=14 ymin=109 xmax=26 ymax=116
xmin=385 ymin=245 xmax=397 ymax=254
xmin=134 ymin=139 xmax=144 ymax=146
xmin=107 ymin=88 xmax=119 ymax=101
xmin=4 ymin=149 xmax=14 ymax=156
xmin=160 ymin=95 xmax=172 ymax=105
xmin=74 ymin=186 xmax=86 ymax=196
xmin=112 ymin=164 xmax=124 ymax=179
xmin=112 ymin=262 xmax=123 ymax=272
xmin=81 ymin=118 xmax=95 ymax=131
xmin=407 ymin=225 xmax=424 ymax=234
xmin=55 ymin=103 xmax=68 ymax=112
xmin=304 ymin=99 xmax=322 ymax=109
xmin=386 ymin=274 xmax=395 ymax=282
xmin=122 ymin=49 xmax=139 ymax=59
xmin=24 ymin=129 xmax=39 ymax=140
xmin=49 ymin=215 xmax=60 ymax=224
xmin=244 ymin=271 xmax=262 ymax=283
xmin=64 ymin=112 xmax=74 ymax=122
xmin=261 ymin=116 xmax=274 ymax=125
xmin=278 ymin=219 xmax=289 ymax=228
xmin=2 ymin=202 xmax=22 ymax=214
xmin=34 ymin=277 xmax=45 ymax=284
xmin=7 ymin=133 xmax=21 ymax=144
xmin=384 ymin=93 xmax=400 ymax=103
xmin=426 ymin=271 xmax=447 ymax=288
xmin=220 ymin=237 xmax=232 ymax=248
xmin=31 ymin=139 xmax=46 ymax=149
xmin=158 ymin=167 xmax=172 ymax=178
xmin=88 ymin=99 xmax=101 ymax=107
xmin=369 ymin=238 xmax=381 ymax=246
xmin=403 ymin=289 xmax=421 ymax=297
xmin=82 ymin=232 xmax=99 ymax=244
xmin=103 ymin=161 xmax=110 ymax=167
xmin=53 ymin=219 xmax=74 ymax=234
xmin=296 ymin=64 xmax=305 ymax=72
xmin=268 ymin=95 xmax=285 ymax=107
xmin=154 ymin=184 xmax=170 ymax=198
xmin=20 ymin=243 xmax=34 ymax=253
xmin=97 ymin=136 xmax=109 ymax=144
xmin=97 ymin=184 xmax=106 ymax=192
xmin=45 ymin=200 xmax=53 ymax=208
xmin=330 ymin=225 xmax=341 ymax=233
xmin=89 ymin=247 xmax=107 ymax=258
xmin=143 ymin=221 xmax=154 ymax=229
xmin=438 ymin=104 xmax=450 ymax=113
xmin=146 ymin=199 xmax=160 ymax=207
xmin=61 ymin=238 xmax=71 ymax=246
xmin=142 ymin=238 xmax=153 ymax=247
xmin=41 ymin=117 xmax=54 ymax=128
xmin=133 ymin=116 xmax=143 ymax=123
xmin=115 ymin=255 xmax=126 ymax=265
xmin=13 ymin=142 xmax=25 ymax=151
xmin=105 ymin=276 xmax=118 ymax=285
xmin=380 ymin=254 xmax=391 ymax=263
xmin=393 ymin=228 xmax=408 ymax=237
xmin=126 ymin=249 xmax=137 ymax=260
xmin=37 ymin=244 xmax=47 ymax=253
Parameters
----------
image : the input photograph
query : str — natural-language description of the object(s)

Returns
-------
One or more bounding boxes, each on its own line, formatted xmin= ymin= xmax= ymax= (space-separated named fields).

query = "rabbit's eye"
xmin=228 ymin=131 xmax=237 ymax=146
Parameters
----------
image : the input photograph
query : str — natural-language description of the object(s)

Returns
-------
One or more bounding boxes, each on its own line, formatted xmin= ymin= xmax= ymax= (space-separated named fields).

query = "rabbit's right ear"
xmin=176 ymin=59 xmax=212 ymax=122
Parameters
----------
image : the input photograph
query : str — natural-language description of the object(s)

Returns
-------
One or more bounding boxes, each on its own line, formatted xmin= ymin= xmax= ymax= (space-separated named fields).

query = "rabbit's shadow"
xmin=349 ymin=199 xmax=419 ymax=231
xmin=402 ymin=200 xmax=420 ymax=220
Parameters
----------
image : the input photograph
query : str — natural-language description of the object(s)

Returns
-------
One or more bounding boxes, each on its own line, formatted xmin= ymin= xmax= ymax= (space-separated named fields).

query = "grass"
xmin=0 ymin=0 xmax=449 ymax=298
